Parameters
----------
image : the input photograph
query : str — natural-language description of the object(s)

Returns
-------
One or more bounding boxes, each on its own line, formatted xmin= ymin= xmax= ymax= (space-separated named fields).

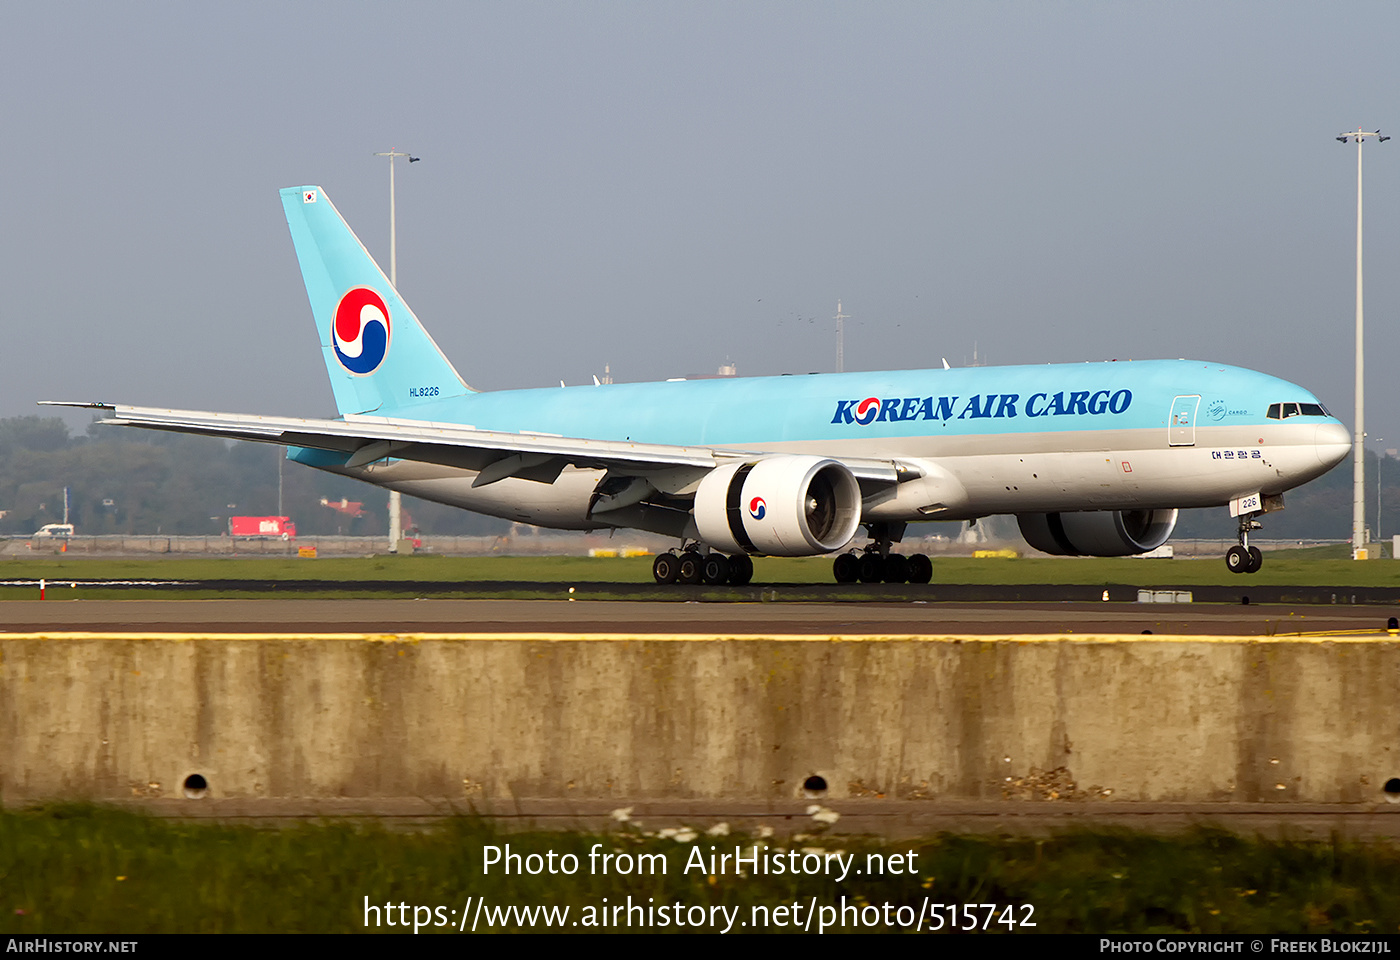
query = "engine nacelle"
xmin=693 ymin=456 xmax=862 ymax=556
xmin=1017 ymin=509 xmax=1178 ymax=557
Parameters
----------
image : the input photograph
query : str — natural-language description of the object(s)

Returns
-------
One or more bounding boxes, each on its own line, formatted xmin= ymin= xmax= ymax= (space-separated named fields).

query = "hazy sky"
xmin=4 ymin=2 xmax=1398 ymax=451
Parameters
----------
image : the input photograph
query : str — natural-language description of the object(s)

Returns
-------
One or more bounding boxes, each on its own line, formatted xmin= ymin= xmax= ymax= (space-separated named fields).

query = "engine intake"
xmin=1017 ymin=509 xmax=1178 ymax=557
xmin=693 ymin=456 xmax=862 ymax=556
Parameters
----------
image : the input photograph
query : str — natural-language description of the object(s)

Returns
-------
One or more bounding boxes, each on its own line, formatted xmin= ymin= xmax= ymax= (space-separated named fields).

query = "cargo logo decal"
xmin=748 ymin=496 xmax=767 ymax=520
xmin=332 ymin=287 xmax=392 ymax=375
xmin=832 ymin=389 xmax=1132 ymax=425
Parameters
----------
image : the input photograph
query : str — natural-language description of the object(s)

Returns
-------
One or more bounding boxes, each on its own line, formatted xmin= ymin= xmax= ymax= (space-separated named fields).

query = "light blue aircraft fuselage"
xmin=49 ymin=185 xmax=1350 ymax=580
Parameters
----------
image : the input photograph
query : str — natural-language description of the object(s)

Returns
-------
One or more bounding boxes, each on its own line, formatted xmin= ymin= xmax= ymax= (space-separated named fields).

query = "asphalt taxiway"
xmin=2 ymin=596 xmax=1398 ymax=636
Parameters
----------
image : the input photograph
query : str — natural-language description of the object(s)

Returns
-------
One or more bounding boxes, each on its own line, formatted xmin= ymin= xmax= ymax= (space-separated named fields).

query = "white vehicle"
xmin=33 ymin=524 xmax=74 ymax=538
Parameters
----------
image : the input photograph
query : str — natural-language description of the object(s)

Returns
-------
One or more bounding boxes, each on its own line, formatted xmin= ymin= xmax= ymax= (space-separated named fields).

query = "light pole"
xmin=374 ymin=149 xmax=420 ymax=552
xmin=834 ymin=300 xmax=849 ymax=373
xmin=1337 ymin=129 xmax=1388 ymax=558
xmin=1372 ymin=438 xmax=1386 ymax=543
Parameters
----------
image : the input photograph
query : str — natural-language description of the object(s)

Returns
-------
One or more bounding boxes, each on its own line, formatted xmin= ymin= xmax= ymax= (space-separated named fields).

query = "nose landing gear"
xmin=1226 ymin=513 xmax=1264 ymax=574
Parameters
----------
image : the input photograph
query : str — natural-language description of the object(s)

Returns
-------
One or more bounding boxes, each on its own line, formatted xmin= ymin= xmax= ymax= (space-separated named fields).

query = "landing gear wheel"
xmin=701 ymin=553 xmax=730 ymax=585
xmin=832 ymin=553 xmax=860 ymax=584
xmin=1225 ymin=545 xmax=1250 ymax=574
xmin=653 ymin=553 xmax=679 ymax=584
xmin=1228 ymin=510 xmax=1266 ymax=575
xmin=677 ymin=551 xmax=704 ymax=585
xmin=883 ymin=553 xmax=910 ymax=584
xmin=858 ymin=553 xmax=885 ymax=583
xmin=727 ymin=553 xmax=754 ymax=585
xmin=907 ymin=553 xmax=933 ymax=584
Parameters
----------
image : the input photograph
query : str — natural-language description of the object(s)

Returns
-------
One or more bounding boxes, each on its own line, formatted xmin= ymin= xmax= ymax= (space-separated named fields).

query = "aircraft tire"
xmin=653 ymin=553 xmax=679 ymax=584
xmin=907 ymin=553 xmax=933 ymax=584
xmin=832 ymin=553 xmax=860 ymax=583
xmin=701 ymin=553 xmax=730 ymax=585
xmin=1247 ymin=546 xmax=1263 ymax=573
xmin=678 ymin=551 xmax=704 ymax=585
xmin=1225 ymin=545 xmax=1250 ymax=574
xmin=858 ymin=553 xmax=884 ymax=583
xmin=883 ymin=553 xmax=910 ymax=583
xmin=727 ymin=553 xmax=754 ymax=585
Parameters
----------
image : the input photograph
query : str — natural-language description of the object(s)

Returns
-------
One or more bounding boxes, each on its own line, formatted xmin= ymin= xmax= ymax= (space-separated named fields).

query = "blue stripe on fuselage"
xmin=358 ymin=359 xmax=1335 ymax=447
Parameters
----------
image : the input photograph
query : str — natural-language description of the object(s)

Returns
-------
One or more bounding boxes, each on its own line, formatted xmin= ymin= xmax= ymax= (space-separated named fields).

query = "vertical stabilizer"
xmin=280 ymin=185 xmax=471 ymax=416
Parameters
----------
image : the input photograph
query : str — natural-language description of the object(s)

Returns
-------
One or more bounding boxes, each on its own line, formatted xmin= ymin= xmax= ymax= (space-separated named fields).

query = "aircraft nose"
xmin=1314 ymin=421 xmax=1351 ymax=468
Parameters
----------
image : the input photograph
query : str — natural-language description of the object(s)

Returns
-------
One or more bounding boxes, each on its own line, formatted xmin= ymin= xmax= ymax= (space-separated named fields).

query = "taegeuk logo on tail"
xmin=331 ymin=287 xmax=392 ymax=375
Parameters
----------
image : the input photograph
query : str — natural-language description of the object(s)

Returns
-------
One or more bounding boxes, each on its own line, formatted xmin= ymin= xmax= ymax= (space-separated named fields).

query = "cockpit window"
xmin=1267 ymin=402 xmax=1329 ymax=420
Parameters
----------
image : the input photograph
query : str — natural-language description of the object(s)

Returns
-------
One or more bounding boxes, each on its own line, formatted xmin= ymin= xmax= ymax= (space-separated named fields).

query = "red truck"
xmin=228 ymin=516 xmax=297 ymax=540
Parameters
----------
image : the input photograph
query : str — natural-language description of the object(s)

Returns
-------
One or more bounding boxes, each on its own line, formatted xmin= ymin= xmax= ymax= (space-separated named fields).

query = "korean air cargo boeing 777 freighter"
xmin=45 ymin=186 xmax=1351 ymax=584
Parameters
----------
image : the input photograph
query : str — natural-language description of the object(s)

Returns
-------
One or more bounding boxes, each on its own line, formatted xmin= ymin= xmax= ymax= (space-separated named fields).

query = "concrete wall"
xmin=3 ymin=635 xmax=1398 ymax=806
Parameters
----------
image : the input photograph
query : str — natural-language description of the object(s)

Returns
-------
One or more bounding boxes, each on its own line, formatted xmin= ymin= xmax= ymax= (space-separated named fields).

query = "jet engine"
xmin=693 ymin=456 xmax=862 ymax=556
xmin=1017 ymin=508 xmax=1178 ymax=557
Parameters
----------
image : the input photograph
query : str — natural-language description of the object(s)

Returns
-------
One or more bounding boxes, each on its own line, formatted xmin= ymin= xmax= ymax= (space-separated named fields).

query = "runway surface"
xmin=3 ymin=596 xmax=1399 ymax=635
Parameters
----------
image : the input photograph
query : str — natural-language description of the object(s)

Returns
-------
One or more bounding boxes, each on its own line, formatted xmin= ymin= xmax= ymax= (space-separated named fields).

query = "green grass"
xmin=2 ymin=805 xmax=1397 ymax=933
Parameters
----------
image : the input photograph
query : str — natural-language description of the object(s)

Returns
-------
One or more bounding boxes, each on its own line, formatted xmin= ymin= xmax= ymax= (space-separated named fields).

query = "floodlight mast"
xmin=1337 ymin=129 xmax=1388 ymax=558
xmin=374 ymin=149 xmax=419 ymax=552
xmin=834 ymin=300 xmax=849 ymax=373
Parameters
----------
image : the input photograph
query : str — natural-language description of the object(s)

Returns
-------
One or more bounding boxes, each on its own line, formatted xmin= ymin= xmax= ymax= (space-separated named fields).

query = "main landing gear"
xmin=653 ymin=547 xmax=754 ymax=585
xmin=1225 ymin=512 xmax=1264 ymax=574
xmin=831 ymin=522 xmax=933 ymax=585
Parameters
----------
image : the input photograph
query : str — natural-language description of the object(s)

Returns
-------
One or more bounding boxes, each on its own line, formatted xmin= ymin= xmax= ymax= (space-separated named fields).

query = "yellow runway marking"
xmin=3 ymin=632 xmax=1400 ymax=643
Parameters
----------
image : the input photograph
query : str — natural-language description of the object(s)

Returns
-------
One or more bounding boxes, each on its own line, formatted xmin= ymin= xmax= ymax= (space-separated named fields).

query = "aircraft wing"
xmin=40 ymin=402 xmax=905 ymax=488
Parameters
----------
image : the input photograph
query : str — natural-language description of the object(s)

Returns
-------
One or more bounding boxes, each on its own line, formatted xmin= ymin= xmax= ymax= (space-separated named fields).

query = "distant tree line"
xmin=0 ymin=415 xmax=1371 ymax=543
xmin=1169 ymin=454 xmax=1370 ymax=543
xmin=0 ymin=417 xmax=509 ymax=538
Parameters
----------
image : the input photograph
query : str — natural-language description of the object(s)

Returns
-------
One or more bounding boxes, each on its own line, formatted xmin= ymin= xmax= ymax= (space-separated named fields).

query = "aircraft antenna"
xmin=1337 ymin=128 xmax=1388 ymax=558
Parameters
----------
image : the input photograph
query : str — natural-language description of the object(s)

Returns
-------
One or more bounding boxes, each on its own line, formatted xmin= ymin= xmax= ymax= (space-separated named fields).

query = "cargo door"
xmin=1168 ymin=395 xmax=1200 ymax=446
